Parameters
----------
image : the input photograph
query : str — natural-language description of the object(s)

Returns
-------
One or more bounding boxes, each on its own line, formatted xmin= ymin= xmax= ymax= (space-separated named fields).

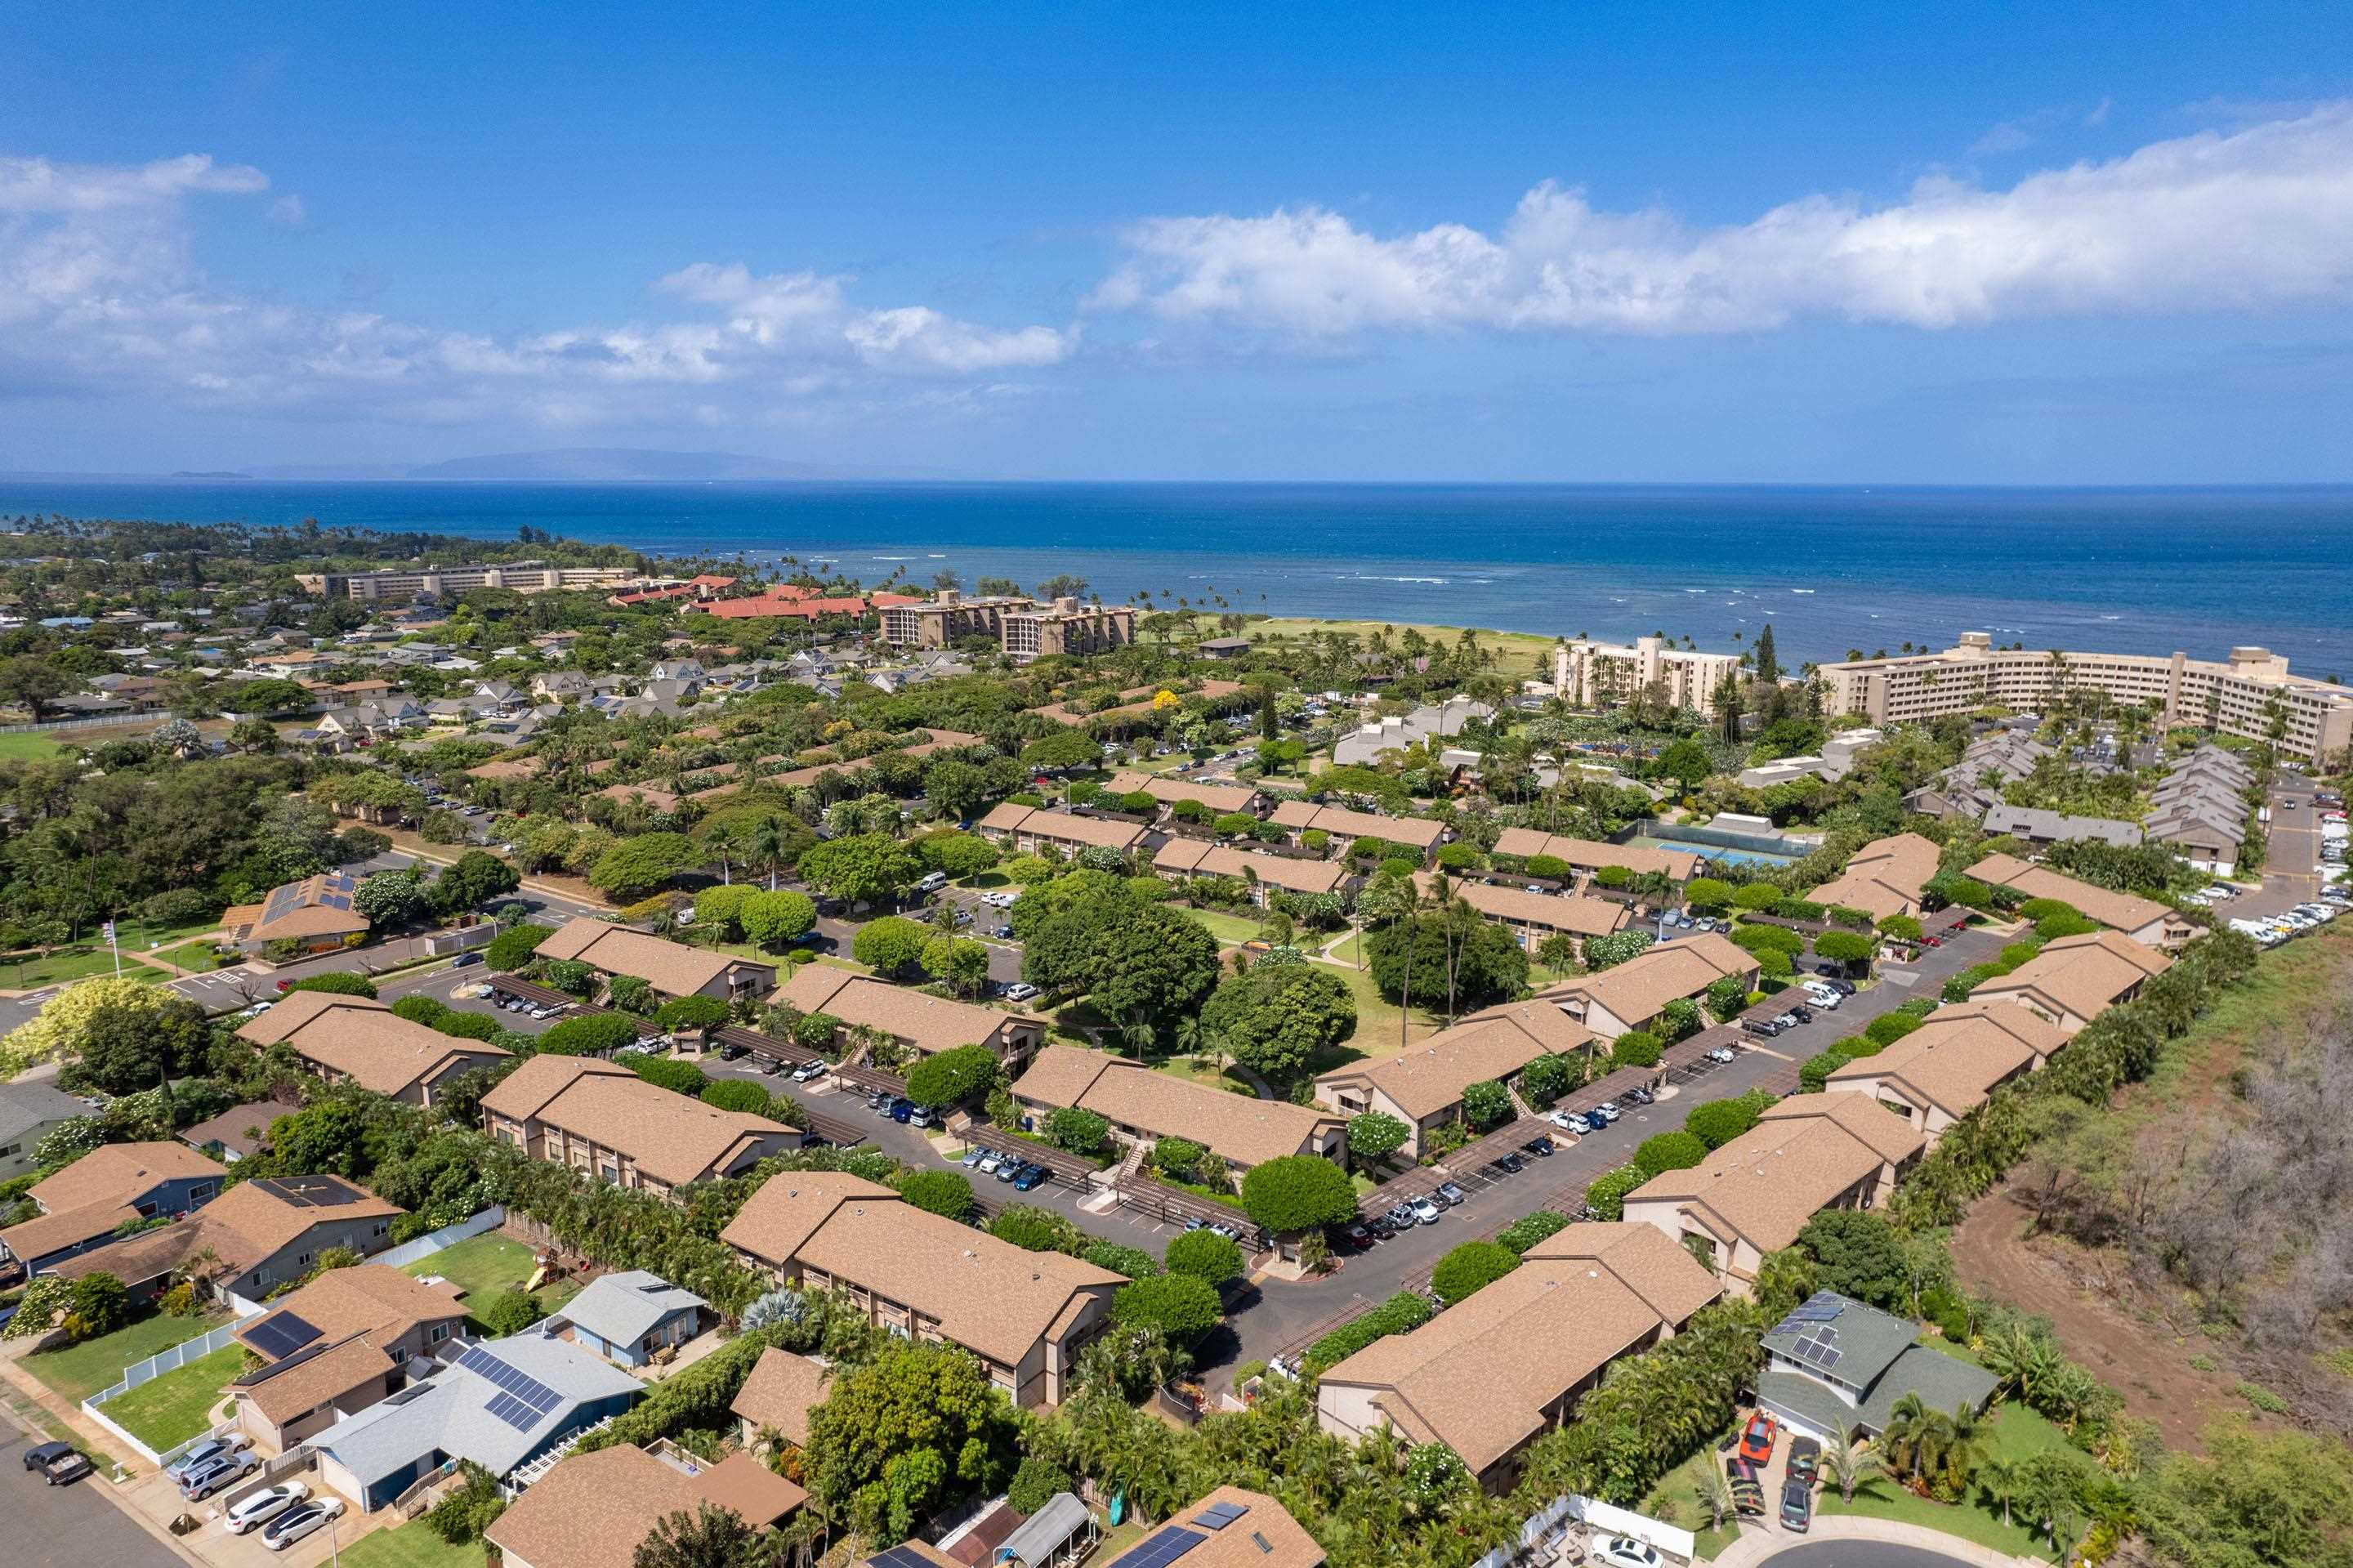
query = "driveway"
xmin=2254 ymin=777 xmax=2322 ymax=902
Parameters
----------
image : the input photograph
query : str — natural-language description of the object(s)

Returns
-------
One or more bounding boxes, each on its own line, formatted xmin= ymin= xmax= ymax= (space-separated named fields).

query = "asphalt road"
xmin=1760 ymin=1544 xmax=1983 ymax=1568
xmin=0 ymin=1417 xmax=183 ymax=1568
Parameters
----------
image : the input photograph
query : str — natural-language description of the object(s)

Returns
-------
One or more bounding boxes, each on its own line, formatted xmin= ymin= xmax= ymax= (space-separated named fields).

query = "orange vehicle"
xmin=1735 ymin=1410 xmax=1778 ymax=1466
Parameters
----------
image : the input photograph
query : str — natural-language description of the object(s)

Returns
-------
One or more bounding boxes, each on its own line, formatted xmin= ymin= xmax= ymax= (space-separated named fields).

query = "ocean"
xmin=5 ymin=480 xmax=2349 ymax=676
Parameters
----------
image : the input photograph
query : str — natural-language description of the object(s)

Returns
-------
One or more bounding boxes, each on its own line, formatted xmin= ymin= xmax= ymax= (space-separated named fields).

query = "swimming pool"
xmin=1626 ymin=833 xmax=1800 ymax=869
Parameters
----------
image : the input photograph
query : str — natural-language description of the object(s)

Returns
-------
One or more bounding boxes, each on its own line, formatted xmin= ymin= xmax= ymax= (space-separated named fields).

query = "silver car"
xmin=226 ymin=1482 xmax=311 ymax=1535
xmin=263 ymin=1498 xmax=346 ymax=1552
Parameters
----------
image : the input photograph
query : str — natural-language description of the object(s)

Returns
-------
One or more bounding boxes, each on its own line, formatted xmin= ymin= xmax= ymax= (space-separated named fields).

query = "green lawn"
xmin=1237 ymin=617 xmax=1558 ymax=681
xmin=403 ymin=1232 xmax=580 ymax=1329
xmin=1637 ymin=1434 xmax=1746 ymax=1559
xmin=1175 ymin=906 xmax=1268 ymax=946
xmin=0 ymin=731 xmax=66 ymax=762
xmin=23 ymin=1311 xmax=230 ymax=1404
xmin=96 ymin=1345 xmax=244 ymax=1451
xmin=154 ymin=937 xmax=238 ymax=972
xmin=0 ymin=947 xmax=167 ymax=989
xmin=1306 ymin=958 xmax=1441 ymax=1070
xmin=1817 ymin=1404 xmax=2072 ymax=1559
xmin=336 ymin=1519 xmax=485 ymax=1568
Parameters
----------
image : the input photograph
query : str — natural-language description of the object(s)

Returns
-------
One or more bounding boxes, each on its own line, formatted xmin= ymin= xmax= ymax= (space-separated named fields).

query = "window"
xmin=430 ymin=1325 xmax=449 ymax=1343
xmin=373 ymin=1222 xmax=390 ymax=1238
xmin=297 ymin=1251 xmax=314 ymax=1267
xmin=0 ymin=1143 xmax=17 ymax=1159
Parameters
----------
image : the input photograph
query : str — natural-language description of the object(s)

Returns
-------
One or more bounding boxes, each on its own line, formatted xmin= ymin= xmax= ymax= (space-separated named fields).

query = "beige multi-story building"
xmin=877 ymin=588 xmax=1033 ymax=649
xmin=482 ymin=1056 xmax=801 ymax=1196
xmin=1002 ymin=596 xmax=1138 ymax=660
xmin=294 ymin=564 xmax=636 ymax=600
xmin=1552 ymin=636 xmax=1744 ymax=717
xmin=1819 ymin=633 xmax=2353 ymax=766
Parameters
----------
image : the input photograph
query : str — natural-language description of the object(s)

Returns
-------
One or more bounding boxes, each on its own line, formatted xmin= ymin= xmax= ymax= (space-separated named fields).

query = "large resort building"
xmin=1550 ymin=636 xmax=1744 ymax=717
xmin=1819 ymin=633 xmax=2353 ymax=766
xmin=295 ymin=564 xmax=638 ymax=601
xmin=881 ymin=589 xmax=1138 ymax=661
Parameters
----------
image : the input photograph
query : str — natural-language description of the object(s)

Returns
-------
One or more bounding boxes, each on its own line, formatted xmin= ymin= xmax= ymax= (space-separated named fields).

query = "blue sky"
xmin=3 ymin=2 xmax=2351 ymax=480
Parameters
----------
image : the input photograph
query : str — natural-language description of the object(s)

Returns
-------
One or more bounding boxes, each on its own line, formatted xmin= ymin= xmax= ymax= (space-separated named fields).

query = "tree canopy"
xmin=1199 ymin=961 xmax=1357 ymax=1083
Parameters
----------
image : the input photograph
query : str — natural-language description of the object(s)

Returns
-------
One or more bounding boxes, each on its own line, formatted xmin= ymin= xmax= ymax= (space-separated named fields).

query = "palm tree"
xmin=1820 ymin=1439 xmax=1881 ymax=1505
xmin=1938 ymin=1401 xmax=1987 ymax=1497
xmin=1880 ymin=1393 xmax=1937 ymax=1483
xmin=1692 ymin=1464 xmax=1736 ymax=1533
xmin=1976 ymin=1456 xmax=2025 ymax=1528
xmin=748 ymin=814 xmax=791 ymax=891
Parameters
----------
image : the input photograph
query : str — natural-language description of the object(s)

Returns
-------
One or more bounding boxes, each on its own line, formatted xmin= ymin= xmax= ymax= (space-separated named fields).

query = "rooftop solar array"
xmin=1191 ymin=1503 xmax=1249 ymax=1531
xmin=868 ymin=1547 xmax=938 ymax=1568
xmin=1781 ymin=1325 xmax=1843 ymax=1373
xmin=243 ymin=1311 xmax=322 ymax=1360
xmin=1110 ymin=1526 xmax=1206 ymax=1568
xmin=458 ymin=1345 xmax=562 ymax=1432
xmin=252 ymin=1175 xmax=364 ymax=1208
xmin=1769 ymin=1292 xmax=1847 ymax=1337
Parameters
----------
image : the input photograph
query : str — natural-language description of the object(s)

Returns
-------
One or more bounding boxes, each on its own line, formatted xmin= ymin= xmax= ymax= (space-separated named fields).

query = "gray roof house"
xmin=1752 ymin=1291 xmax=1996 ymax=1444
xmin=553 ymin=1270 xmax=708 ymax=1369
xmin=314 ymin=1332 xmax=642 ymax=1512
xmin=1980 ymin=805 xmax=2143 ymax=849
xmin=0 ymin=1082 xmax=87 ymax=1184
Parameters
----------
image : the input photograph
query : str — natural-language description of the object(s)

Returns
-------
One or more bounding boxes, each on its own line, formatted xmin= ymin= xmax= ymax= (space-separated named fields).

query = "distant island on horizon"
xmin=123 ymin=447 xmax=975 ymax=483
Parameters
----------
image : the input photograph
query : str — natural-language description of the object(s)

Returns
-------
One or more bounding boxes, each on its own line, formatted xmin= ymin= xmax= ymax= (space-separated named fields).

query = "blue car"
xmin=889 ymin=1097 xmax=915 ymax=1123
xmin=1011 ymin=1163 xmax=1049 ymax=1191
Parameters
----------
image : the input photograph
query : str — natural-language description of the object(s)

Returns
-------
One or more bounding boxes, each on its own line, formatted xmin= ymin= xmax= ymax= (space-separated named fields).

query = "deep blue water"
xmin=3 ymin=480 xmax=2348 ymax=676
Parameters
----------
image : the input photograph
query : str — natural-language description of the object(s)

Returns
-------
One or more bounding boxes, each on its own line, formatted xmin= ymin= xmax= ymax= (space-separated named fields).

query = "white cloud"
xmin=1099 ymin=102 xmax=2353 ymax=339
xmin=0 ymin=152 xmax=1073 ymax=428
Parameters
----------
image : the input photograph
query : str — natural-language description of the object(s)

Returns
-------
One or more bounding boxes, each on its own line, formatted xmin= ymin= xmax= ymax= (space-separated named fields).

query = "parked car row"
xmin=961 ymin=1145 xmax=1051 ymax=1191
xmin=1337 ymin=1132 xmax=1559 ymax=1249
xmin=870 ymin=1091 xmax=935 ymax=1129
xmin=2231 ymin=901 xmax=2342 ymax=947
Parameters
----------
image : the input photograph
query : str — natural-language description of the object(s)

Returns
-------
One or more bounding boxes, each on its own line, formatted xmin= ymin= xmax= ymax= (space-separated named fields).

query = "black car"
xmin=718 ymin=1041 xmax=749 ymax=1061
xmin=1520 ymin=1136 xmax=1554 ymax=1157
xmin=23 ymin=1441 xmax=92 ymax=1485
xmin=1623 ymin=1086 xmax=1655 ymax=1106
xmin=1492 ymin=1150 xmax=1525 ymax=1174
xmin=1788 ymin=1004 xmax=1815 ymax=1023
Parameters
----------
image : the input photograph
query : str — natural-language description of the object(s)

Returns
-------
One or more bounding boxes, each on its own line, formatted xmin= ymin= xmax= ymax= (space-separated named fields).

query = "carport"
xmin=967 ymin=1132 xmax=1108 ymax=1191
xmin=1114 ymin=1173 xmax=1263 ymax=1245
xmin=489 ymin=976 xmax=582 ymax=1011
xmin=1433 ymin=1114 xmax=1560 ymax=1183
xmin=831 ymin=1061 xmax=908 ymax=1098
xmin=712 ymin=1025 xmax=819 ymax=1067
xmin=797 ymin=1108 xmax=870 ymax=1148
xmin=1355 ymin=1164 xmax=1447 ymax=1221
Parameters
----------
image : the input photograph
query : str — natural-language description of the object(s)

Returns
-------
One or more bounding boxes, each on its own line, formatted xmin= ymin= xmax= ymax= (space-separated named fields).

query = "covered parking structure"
xmin=1355 ymin=1164 xmax=1449 ymax=1222
xmin=712 ymin=1024 xmax=821 ymax=1068
xmin=830 ymin=1061 xmax=909 ymax=1098
xmin=1431 ymin=1114 xmax=1560 ymax=1182
xmin=796 ymin=1108 xmax=871 ymax=1149
xmin=967 ymin=1131 xmax=1110 ymax=1191
xmin=1114 ymin=1172 xmax=1265 ymax=1246
xmin=997 ymin=1492 xmax=1098 ymax=1568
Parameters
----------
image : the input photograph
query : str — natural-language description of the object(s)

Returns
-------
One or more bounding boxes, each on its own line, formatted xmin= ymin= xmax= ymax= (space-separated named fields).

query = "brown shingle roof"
xmin=234 ymin=1264 xmax=467 ymax=1360
xmin=1150 ymin=1490 xmax=1324 ymax=1568
xmin=1273 ymin=802 xmax=1446 ymax=850
xmin=1971 ymin=929 xmax=2170 ymax=1019
xmin=1967 ymin=854 xmax=2176 ymax=937
xmin=237 ymin=993 xmax=508 ymax=1098
xmin=480 ymin=1053 xmax=640 ymax=1123
xmin=243 ymin=1335 xmax=396 ymax=1425
xmin=980 ymin=806 xmax=1149 ymax=852
xmin=723 ymin=1179 xmax=1121 ymax=1366
xmin=197 ymin=1178 xmax=400 ymax=1262
xmin=25 ymin=1141 xmax=221 ymax=1215
xmin=693 ymin=1450 xmax=806 ymax=1527
xmin=775 ymin=968 xmax=1020 ymax=1055
xmin=1537 ymin=934 xmax=1757 ymax=1030
xmin=1489 ymin=830 xmax=1699 ymax=882
xmin=535 ymin=918 xmax=764 ymax=998
xmin=1012 ymin=1044 xmax=1341 ymax=1168
xmin=484 ymin=1445 xmax=712 ymax=1568
xmin=507 ymin=1070 xmax=794 ymax=1186
xmin=1630 ymin=1097 xmax=1922 ymax=1254
xmin=731 ymin=1347 xmax=829 ymax=1447
xmin=1104 ymin=771 xmax=1261 ymax=815
xmin=1825 ymin=1001 xmax=2065 ymax=1118
xmin=1315 ymin=1004 xmax=1594 ymax=1121
xmin=1808 ymin=832 xmax=1942 ymax=918
xmin=1449 ymin=881 xmax=1628 ymax=936
xmin=1152 ymin=840 xmax=1347 ymax=895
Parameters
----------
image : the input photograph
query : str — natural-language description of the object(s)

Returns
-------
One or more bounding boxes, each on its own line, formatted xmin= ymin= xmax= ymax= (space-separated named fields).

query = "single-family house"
xmin=487 ymin=1442 xmax=804 ymax=1568
xmin=552 ymin=1270 xmax=708 ymax=1367
xmin=176 ymin=1100 xmax=285 ymax=1164
xmin=0 ymin=1141 xmax=225 ymax=1275
xmin=0 ymin=1082 xmax=87 ymax=1184
xmin=1754 ymin=1291 xmax=1997 ymax=1445
xmin=732 ymin=1347 xmax=829 ymax=1453
xmin=43 ymin=1173 xmax=402 ymax=1302
xmin=229 ymin=1265 xmax=470 ymax=1449
xmin=222 ymin=870 xmax=370 ymax=954
xmin=721 ymin=1172 xmax=1122 ymax=1407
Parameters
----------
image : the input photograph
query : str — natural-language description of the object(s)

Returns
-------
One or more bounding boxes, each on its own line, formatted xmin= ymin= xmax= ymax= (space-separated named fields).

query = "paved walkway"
xmin=1710 ymin=1514 xmax=2047 ymax=1568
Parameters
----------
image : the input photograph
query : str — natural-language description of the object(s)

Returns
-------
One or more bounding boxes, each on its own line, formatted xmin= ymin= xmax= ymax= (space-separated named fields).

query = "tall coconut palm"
xmin=1976 ymin=1456 xmax=2025 ymax=1527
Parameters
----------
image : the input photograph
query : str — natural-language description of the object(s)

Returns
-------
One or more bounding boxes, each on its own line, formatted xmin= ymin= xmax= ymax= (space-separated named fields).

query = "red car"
xmin=1736 ymin=1411 xmax=1778 ymax=1465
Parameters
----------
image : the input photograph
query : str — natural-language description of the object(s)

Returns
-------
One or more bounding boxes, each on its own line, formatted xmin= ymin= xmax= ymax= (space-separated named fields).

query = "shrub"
xmin=486 ymin=922 xmax=556 ymax=971
xmin=607 ymin=975 xmax=655 ymax=1015
xmin=1112 ymin=1272 xmax=1223 ymax=1340
xmin=1757 ymin=948 xmax=1793 ymax=979
xmin=1083 ymin=1243 xmax=1161 ymax=1280
xmin=1498 ymin=1209 xmax=1569 ymax=1256
xmin=794 ymin=1011 xmax=841 ymax=1051
xmin=2034 ymin=909 xmax=2100 ymax=940
xmin=1779 ymin=899 xmax=1825 ymax=923
xmin=905 ymin=1043 xmax=998 ymax=1110
xmin=1518 ymin=1053 xmax=1573 ymax=1108
xmin=1813 ymin=929 xmax=1876 ymax=967
xmin=989 ymin=1204 xmax=1088 ymax=1255
xmin=1346 ymin=1111 xmax=1410 ymax=1161
xmin=1165 ymin=1228 xmax=1244 ymax=1284
xmin=1153 ymin=1137 xmax=1208 ymax=1182
xmin=1583 ymin=1164 xmax=1649 ymax=1221
xmin=1435 ymin=842 xmax=1483 ymax=872
xmin=699 ymin=1079 xmax=772 ymax=1115
xmin=899 ymin=1170 xmax=976 ymax=1221
xmin=1303 ymin=1291 xmax=1434 ymax=1374
xmin=480 ymin=1288 xmax=542 ymax=1336
xmin=1683 ymin=1097 xmax=1763 ymax=1148
xmin=1610 ymin=1030 xmax=1664 ymax=1070
xmin=1683 ymin=877 xmax=1735 ymax=914
xmin=1461 ymin=1079 xmax=1513 ymax=1128
xmin=1431 ymin=1240 xmax=1520 ymax=1305
xmin=1633 ymin=1131 xmax=1708 ymax=1177
xmin=1797 ymin=1051 xmax=1854 ymax=1092
xmin=286 ymin=972 xmax=377 ymax=998
xmin=1525 ymin=854 xmax=1573 ymax=881
xmin=1730 ymin=922 xmax=1803 ymax=955
xmin=1998 ymin=940 xmax=2046 ymax=970
xmin=139 ymin=887 xmax=222 ymax=925
xmin=542 ymin=959 xmax=596 ymax=996
xmin=1007 ymin=1457 xmax=1074 ymax=1516
xmin=1731 ymin=883 xmax=1784 ymax=912
xmin=654 ymin=995 xmax=730 ymax=1034
xmin=1877 ymin=914 xmax=1923 ymax=940
xmin=1830 ymin=1034 xmax=1879 ymax=1059
xmin=1864 ymin=1011 xmax=1922 ymax=1046
xmin=1047 ymin=1106 xmax=1110 ymax=1155
xmin=1592 ymin=865 xmax=1632 ymax=888
xmin=1240 ymin=1155 xmax=1355 ymax=1234
xmin=538 ymin=1013 xmax=642 ymax=1057
xmin=630 ymin=1056 xmax=708 ymax=1095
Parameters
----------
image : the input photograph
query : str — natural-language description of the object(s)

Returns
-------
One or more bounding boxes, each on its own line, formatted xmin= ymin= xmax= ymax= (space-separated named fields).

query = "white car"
xmin=1003 ymin=982 xmax=1040 ymax=1003
xmin=1594 ymin=1538 xmax=1661 ymax=1568
xmin=1548 ymin=1109 xmax=1590 ymax=1134
xmin=226 ymin=1482 xmax=310 ymax=1535
xmin=263 ymin=1497 xmax=346 ymax=1552
xmin=1707 ymin=1045 xmax=1738 ymax=1064
xmin=1802 ymin=985 xmax=1842 ymax=1009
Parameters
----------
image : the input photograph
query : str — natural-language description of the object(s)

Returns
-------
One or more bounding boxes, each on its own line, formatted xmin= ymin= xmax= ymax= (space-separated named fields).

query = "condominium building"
xmin=1552 ymin=636 xmax=1744 ymax=717
xmin=1819 ymin=633 xmax=2353 ymax=766
xmin=877 ymin=589 xmax=1033 ymax=650
xmin=294 ymin=564 xmax=637 ymax=601
xmin=1002 ymin=597 xmax=1138 ymax=660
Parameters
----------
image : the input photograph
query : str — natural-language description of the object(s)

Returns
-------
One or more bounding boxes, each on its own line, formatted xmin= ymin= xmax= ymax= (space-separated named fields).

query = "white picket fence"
xmin=81 ymin=1318 xmax=250 ymax=1465
xmin=371 ymin=1204 xmax=507 ymax=1271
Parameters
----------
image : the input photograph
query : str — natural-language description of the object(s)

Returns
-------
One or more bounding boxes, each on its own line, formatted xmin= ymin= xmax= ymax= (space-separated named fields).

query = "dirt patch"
xmin=1952 ymin=1190 xmax=2273 ymax=1456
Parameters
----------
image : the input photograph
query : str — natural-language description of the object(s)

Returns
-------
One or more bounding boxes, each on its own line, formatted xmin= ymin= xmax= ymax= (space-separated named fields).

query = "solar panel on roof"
xmin=1191 ymin=1503 xmax=1248 ymax=1530
xmin=1112 ymin=1526 xmax=1205 ymax=1568
xmin=484 ymin=1391 xmax=539 ymax=1432
xmin=458 ymin=1346 xmax=562 ymax=1414
xmin=868 ymin=1547 xmax=935 ymax=1568
xmin=243 ymin=1312 xmax=321 ymax=1360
